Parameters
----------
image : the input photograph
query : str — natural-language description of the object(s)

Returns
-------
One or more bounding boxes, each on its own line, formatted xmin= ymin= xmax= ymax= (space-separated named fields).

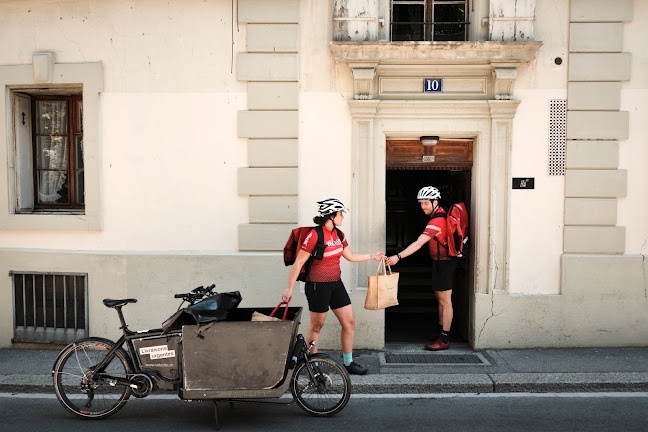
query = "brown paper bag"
xmin=365 ymin=258 xmax=399 ymax=310
xmin=251 ymin=311 xmax=280 ymax=322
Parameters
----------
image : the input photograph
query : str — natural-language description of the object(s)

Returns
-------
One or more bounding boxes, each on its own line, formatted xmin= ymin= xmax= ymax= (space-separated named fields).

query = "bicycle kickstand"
xmin=212 ymin=400 xmax=221 ymax=431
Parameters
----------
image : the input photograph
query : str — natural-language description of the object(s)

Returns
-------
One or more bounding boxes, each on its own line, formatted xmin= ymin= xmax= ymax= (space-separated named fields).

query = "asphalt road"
xmin=1 ymin=392 xmax=647 ymax=432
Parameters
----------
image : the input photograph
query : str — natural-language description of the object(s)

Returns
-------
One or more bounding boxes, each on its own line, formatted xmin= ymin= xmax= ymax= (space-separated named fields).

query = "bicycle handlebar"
xmin=174 ymin=284 xmax=216 ymax=305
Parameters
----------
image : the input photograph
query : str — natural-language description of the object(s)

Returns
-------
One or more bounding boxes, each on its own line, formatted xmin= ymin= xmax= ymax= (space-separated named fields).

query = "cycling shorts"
xmin=431 ymin=259 xmax=458 ymax=292
xmin=304 ymin=279 xmax=351 ymax=313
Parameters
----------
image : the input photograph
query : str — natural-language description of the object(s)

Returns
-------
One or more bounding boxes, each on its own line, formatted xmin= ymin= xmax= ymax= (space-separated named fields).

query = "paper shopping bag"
xmin=365 ymin=259 xmax=399 ymax=310
xmin=251 ymin=311 xmax=280 ymax=322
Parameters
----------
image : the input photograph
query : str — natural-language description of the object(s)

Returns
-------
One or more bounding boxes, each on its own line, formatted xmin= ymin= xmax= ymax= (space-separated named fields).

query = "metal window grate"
xmin=384 ymin=353 xmax=484 ymax=364
xmin=11 ymin=272 xmax=88 ymax=344
xmin=549 ymin=99 xmax=566 ymax=176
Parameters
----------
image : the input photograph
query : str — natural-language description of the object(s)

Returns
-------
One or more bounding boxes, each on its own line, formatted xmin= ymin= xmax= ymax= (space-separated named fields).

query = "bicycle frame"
xmin=86 ymin=305 xmax=172 ymax=388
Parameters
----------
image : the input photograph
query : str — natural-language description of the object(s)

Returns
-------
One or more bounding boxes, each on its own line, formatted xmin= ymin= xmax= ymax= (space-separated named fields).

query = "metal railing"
xmin=11 ymin=272 xmax=88 ymax=344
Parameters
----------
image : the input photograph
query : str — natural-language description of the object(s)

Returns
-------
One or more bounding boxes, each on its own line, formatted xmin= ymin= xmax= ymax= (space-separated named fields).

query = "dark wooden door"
xmin=385 ymin=139 xmax=472 ymax=343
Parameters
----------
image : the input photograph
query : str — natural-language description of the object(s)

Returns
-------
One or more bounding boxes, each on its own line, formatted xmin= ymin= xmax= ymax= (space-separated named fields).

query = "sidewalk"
xmin=2 ymin=344 xmax=648 ymax=394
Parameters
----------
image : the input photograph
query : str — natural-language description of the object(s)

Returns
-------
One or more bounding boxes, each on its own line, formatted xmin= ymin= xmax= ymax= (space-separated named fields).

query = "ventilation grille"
xmin=549 ymin=99 xmax=566 ymax=176
xmin=384 ymin=353 xmax=485 ymax=364
xmin=12 ymin=272 xmax=88 ymax=344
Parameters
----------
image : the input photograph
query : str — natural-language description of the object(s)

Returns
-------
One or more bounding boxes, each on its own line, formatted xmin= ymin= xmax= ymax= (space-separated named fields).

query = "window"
xmin=12 ymin=272 xmax=88 ymax=344
xmin=391 ymin=0 xmax=469 ymax=41
xmin=15 ymin=92 xmax=84 ymax=211
xmin=0 ymin=58 xmax=101 ymax=231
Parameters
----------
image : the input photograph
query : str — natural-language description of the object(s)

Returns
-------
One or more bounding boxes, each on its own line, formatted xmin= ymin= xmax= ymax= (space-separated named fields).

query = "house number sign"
xmin=424 ymin=78 xmax=443 ymax=92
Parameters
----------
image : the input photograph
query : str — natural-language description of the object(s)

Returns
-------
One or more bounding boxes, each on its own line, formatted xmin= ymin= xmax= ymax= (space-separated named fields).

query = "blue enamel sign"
xmin=424 ymin=78 xmax=442 ymax=92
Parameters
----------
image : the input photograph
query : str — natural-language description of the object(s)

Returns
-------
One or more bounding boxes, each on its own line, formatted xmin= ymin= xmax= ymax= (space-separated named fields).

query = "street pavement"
xmin=2 ymin=343 xmax=648 ymax=394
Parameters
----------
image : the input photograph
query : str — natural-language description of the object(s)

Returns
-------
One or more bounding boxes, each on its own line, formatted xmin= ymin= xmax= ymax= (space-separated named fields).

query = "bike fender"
xmin=52 ymin=337 xmax=135 ymax=374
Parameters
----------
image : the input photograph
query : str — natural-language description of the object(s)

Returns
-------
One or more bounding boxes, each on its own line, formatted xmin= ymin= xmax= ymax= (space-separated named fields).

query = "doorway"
xmin=385 ymin=139 xmax=472 ymax=343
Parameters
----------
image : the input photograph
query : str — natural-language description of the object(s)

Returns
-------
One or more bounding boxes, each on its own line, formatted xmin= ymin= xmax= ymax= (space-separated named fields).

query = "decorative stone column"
xmin=349 ymin=100 xmax=380 ymax=287
xmin=488 ymin=100 xmax=519 ymax=293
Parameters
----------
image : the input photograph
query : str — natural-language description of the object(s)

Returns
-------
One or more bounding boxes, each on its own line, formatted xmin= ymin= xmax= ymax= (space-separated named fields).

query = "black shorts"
xmin=431 ymin=259 xmax=458 ymax=292
xmin=304 ymin=279 xmax=352 ymax=313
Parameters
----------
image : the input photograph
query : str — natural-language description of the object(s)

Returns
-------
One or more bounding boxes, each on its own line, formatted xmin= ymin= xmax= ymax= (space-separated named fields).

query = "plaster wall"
xmin=1 ymin=0 xmax=647 ymax=349
xmin=0 ymin=0 xmax=247 ymax=93
xmin=0 ymin=93 xmax=248 ymax=251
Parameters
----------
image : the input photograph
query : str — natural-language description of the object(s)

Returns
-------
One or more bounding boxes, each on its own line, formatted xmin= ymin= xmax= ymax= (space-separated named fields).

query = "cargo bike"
xmin=52 ymin=285 xmax=351 ymax=428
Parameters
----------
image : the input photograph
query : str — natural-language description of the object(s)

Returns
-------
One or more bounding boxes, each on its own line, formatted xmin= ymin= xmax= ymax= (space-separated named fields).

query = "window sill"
xmin=28 ymin=209 xmax=85 ymax=215
xmin=0 ymin=211 xmax=100 ymax=231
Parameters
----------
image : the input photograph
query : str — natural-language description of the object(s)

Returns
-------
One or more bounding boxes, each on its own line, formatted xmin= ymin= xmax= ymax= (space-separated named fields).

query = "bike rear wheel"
xmin=52 ymin=338 xmax=132 ymax=419
xmin=290 ymin=357 xmax=351 ymax=416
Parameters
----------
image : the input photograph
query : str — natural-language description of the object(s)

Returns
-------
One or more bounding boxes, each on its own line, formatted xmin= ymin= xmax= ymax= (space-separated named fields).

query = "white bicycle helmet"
xmin=317 ymin=198 xmax=347 ymax=216
xmin=417 ymin=186 xmax=441 ymax=201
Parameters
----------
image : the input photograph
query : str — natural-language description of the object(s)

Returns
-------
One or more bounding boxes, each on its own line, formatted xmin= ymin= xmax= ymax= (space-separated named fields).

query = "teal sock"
xmin=343 ymin=352 xmax=353 ymax=366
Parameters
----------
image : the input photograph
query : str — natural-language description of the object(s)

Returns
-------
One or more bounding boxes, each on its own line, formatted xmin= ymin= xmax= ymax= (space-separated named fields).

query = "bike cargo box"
xmin=132 ymin=333 xmax=181 ymax=389
xmin=181 ymin=306 xmax=302 ymax=398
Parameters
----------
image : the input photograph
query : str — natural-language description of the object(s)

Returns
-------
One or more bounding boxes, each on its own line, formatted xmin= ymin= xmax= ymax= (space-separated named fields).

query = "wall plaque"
xmin=512 ymin=178 xmax=535 ymax=189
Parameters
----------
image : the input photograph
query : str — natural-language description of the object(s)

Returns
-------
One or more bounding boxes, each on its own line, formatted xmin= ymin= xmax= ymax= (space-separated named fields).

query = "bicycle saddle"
xmin=103 ymin=298 xmax=138 ymax=308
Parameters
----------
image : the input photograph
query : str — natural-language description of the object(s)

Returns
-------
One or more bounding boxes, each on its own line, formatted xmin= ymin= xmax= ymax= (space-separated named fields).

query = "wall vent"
xmin=11 ymin=272 xmax=88 ymax=344
xmin=549 ymin=99 xmax=566 ymax=176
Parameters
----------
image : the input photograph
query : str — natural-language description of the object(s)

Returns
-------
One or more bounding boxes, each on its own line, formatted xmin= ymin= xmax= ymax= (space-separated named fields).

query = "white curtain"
xmin=37 ymin=101 xmax=68 ymax=203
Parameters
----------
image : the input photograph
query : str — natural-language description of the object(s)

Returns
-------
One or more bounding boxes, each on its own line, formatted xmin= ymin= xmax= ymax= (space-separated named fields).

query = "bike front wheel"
xmin=52 ymin=338 xmax=132 ymax=419
xmin=290 ymin=357 xmax=351 ymax=416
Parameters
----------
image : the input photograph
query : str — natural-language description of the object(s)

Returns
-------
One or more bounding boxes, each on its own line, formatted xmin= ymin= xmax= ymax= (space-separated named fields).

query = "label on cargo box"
xmin=150 ymin=350 xmax=176 ymax=360
xmin=139 ymin=344 xmax=176 ymax=359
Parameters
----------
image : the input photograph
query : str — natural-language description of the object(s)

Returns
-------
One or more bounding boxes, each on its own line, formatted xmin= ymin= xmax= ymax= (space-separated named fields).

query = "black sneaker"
xmin=344 ymin=361 xmax=368 ymax=375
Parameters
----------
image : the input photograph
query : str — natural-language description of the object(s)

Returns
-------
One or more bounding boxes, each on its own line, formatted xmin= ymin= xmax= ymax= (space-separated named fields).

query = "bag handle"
xmin=269 ymin=301 xmax=290 ymax=321
xmin=376 ymin=257 xmax=393 ymax=276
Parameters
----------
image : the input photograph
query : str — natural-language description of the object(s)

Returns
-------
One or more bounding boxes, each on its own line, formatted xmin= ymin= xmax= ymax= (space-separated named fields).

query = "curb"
xmin=6 ymin=372 xmax=648 ymax=395
xmin=349 ymin=372 xmax=648 ymax=394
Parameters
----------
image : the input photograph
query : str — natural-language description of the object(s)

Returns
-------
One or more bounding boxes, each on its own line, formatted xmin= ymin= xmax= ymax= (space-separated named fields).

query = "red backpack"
xmin=431 ymin=202 xmax=469 ymax=258
xmin=283 ymin=226 xmax=344 ymax=281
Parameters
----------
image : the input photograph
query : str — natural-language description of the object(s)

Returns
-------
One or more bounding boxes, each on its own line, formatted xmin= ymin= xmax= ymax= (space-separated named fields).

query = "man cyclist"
xmin=386 ymin=186 xmax=458 ymax=351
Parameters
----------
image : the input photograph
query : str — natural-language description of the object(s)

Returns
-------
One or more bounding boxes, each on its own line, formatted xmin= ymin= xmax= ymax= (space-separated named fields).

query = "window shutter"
xmin=13 ymin=93 xmax=34 ymax=213
xmin=489 ymin=0 xmax=536 ymax=41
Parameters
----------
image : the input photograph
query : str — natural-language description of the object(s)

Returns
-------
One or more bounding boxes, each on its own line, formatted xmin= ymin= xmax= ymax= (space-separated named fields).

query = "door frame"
xmin=348 ymin=99 xmax=519 ymax=346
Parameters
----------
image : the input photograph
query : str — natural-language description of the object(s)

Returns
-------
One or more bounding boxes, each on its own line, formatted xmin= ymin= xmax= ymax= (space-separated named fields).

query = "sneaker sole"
xmin=424 ymin=345 xmax=450 ymax=351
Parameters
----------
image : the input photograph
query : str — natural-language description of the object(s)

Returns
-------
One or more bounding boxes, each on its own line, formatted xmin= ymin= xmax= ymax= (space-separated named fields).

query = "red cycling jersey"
xmin=300 ymin=227 xmax=349 ymax=282
xmin=422 ymin=206 xmax=450 ymax=260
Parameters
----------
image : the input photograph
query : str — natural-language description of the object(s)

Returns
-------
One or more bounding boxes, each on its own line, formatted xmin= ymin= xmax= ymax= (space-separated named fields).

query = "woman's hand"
xmin=386 ymin=255 xmax=399 ymax=266
xmin=371 ymin=252 xmax=385 ymax=261
xmin=281 ymin=287 xmax=293 ymax=304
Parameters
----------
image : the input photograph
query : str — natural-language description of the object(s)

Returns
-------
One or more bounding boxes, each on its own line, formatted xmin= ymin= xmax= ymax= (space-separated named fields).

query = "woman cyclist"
xmin=282 ymin=198 xmax=384 ymax=375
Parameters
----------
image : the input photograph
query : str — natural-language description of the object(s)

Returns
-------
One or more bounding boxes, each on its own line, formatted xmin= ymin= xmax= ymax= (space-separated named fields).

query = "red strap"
xmin=269 ymin=301 xmax=290 ymax=321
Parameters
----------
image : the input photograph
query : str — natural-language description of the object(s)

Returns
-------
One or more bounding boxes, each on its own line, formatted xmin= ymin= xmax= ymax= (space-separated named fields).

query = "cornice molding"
xmin=332 ymin=41 xmax=542 ymax=101
xmin=330 ymin=41 xmax=543 ymax=65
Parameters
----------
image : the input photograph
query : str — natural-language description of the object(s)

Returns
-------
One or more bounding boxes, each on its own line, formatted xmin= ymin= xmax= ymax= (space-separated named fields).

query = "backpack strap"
xmin=315 ymin=225 xmax=325 ymax=251
xmin=430 ymin=210 xmax=447 ymax=262
xmin=335 ymin=227 xmax=344 ymax=242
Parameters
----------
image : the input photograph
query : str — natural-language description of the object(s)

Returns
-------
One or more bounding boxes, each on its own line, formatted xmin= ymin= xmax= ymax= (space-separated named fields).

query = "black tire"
xmin=52 ymin=338 xmax=132 ymax=419
xmin=290 ymin=357 xmax=351 ymax=416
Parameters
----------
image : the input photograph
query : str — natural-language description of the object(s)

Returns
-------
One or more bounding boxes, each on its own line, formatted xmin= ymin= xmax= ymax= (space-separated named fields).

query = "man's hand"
xmin=386 ymin=255 xmax=399 ymax=266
